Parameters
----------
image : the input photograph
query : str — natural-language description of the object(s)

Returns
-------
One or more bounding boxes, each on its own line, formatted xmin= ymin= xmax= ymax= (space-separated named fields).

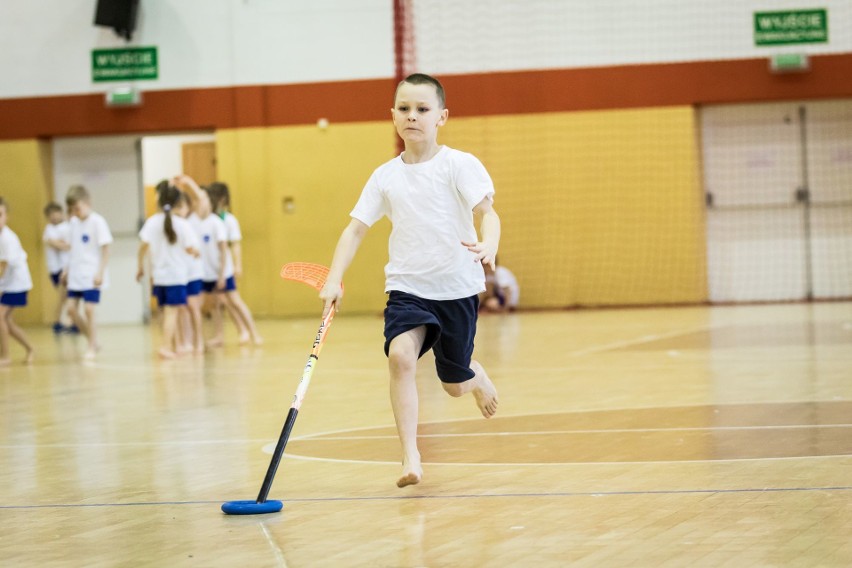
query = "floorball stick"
xmin=221 ymin=262 xmax=339 ymax=515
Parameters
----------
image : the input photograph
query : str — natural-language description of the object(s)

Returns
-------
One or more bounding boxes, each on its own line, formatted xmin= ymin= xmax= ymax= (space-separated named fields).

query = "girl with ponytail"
xmin=136 ymin=180 xmax=198 ymax=359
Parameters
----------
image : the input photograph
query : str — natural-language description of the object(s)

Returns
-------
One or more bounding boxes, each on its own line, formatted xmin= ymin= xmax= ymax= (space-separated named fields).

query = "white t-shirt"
xmin=0 ymin=226 xmax=33 ymax=293
xmin=67 ymin=212 xmax=113 ymax=291
xmin=222 ymin=212 xmax=242 ymax=242
xmin=493 ymin=266 xmax=520 ymax=308
xmin=189 ymin=213 xmax=233 ymax=282
xmin=351 ymin=146 xmax=495 ymax=300
xmin=138 ymin=212 xmax=195 ymax=286
xmin=183 ymin=222 xmax=203 ymax=282
xmin=42 ymin=221 xmax=70 ymax=274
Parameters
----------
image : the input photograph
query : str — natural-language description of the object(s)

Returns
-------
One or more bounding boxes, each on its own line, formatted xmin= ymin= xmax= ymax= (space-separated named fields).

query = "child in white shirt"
xmin=137 ymin=182 xmax=198 ymax=359
xmin=320 ymin=74 xmax=500 ymax=488
xmin=207 ymin=182 xmax=263 ymax=346
xmin=0 ymin=197 xmax=35 ymax=365
xmin=42 ymin=202 xmax=72 ymax=333
xmin=63 ymin=185 xmax=113 ymax=360
xmin=176 ymin=175 xmax=261 ymax=348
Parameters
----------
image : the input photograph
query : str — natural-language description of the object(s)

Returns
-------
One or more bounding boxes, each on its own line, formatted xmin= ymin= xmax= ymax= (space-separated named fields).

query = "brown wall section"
xmin=2 ymin=55 xmax=851 ymax=140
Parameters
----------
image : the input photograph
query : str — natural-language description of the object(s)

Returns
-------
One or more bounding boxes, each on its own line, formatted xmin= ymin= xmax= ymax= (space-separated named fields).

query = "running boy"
xmin=42 ymin=202 xmax=71 ymax=333
xmin=63 ymin=185 xmax=113 ymax=360
xmin=0 ymin=198 xmax=35 ymax=365
xmin=319 ymin=73 xmax=500 ymax=488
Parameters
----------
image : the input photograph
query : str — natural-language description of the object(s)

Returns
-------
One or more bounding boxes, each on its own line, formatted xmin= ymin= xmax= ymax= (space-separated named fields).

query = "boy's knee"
xmin=387 ymin=345 xmax=416 ymax=376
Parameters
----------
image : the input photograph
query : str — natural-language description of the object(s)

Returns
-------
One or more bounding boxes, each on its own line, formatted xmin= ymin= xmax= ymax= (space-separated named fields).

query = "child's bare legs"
xmin=441 ymin=360 xmax=499 ymax=418
xmin=82 ymin=302 xmax=99 ymax=359
xmin=67 ymin=297 xmax=98 ymax=359
xmin=187 ymin=295 xmax=204 ymax=353
xmin=205 ymin=293 xmax=224 ymax=347
xmin=218 ymin=295 xmax=249 ymax=344
xmin=0 ymin=305 xmax=11 ymax=364
xmin=66 ymin=298 xmax=89 ymax=338
xmin=7 ymin=309 xmax=34 ymax=363
xmin=388 ymin=326 xmax=427 ymax=488
xmin=159 ymin=305 xmax=179 ymax=359
xmin=176 ymin=306 xmax=193 ymax=354
xmin=0 ymin=306 xmax=34 ymax=365
xmin=224 ymin=291 xmax=262 ymax=345
xmin=53 ymin=284 xmax=70 ymax=327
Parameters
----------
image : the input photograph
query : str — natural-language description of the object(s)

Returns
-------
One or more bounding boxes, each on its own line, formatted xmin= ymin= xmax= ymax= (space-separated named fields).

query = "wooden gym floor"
xmin=2 ymin=302 xmax=851 ymax=567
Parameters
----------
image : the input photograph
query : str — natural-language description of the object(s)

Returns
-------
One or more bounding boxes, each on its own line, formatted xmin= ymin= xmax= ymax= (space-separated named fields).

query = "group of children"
xmin=137 ymin=175 xmax=261 ymax=358
xmin=0 ymin=176 xmax=260 ymax=365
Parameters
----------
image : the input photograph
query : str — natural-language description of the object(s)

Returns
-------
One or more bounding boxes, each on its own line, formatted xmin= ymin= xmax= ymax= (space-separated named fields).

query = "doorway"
xmin=701 ymin=100 xmax=852 ymax=302
xmin=52 ymin=132 xmax=216 ymax=325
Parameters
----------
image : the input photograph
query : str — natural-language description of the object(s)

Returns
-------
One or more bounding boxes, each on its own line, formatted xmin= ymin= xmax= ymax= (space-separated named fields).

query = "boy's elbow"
xmin=346 ymin=219 xmax=369 ymax=239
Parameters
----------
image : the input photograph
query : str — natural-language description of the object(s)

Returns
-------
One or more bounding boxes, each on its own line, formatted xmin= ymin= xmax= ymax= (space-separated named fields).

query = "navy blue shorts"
xmin=152 ymin=284 xmax=188 ymax=307
xmin=50 ymin=271 xmax=62 ymax=287
xmin=1 ymin=291 xmax=28 ymax=307
xmin=383 ymin=291 xmax=479 ymax=383
xmin=68 ymin=289 xmax=101 ymax=303
xmin=202 ymin=276 xmax=236 ymax=293
xmin=186 ymin=279 xmax=203 ymax=297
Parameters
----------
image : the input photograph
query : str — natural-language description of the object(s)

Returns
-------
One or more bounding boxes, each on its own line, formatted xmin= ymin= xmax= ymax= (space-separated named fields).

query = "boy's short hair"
xmin=397 ymin=73 xmax=446 ymax=109
xmin=44 ymin=202 xmax=63 ymax=216
xmin=66 ymin=184 xmax=90 ymax=206
xmin=0 ymin=197 xmax=6 ymax=210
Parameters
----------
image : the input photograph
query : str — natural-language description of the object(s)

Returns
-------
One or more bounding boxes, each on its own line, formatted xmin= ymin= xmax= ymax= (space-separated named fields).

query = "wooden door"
xmin=181 ymin=141 xmax=217 ymax=186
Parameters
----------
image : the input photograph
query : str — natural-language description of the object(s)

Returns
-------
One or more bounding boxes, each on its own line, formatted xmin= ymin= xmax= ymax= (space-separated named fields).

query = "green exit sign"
xmin=92 ymin=46 xmax=158 ymax=82
xmin=754 ymin=9 xmax=828 ymax=46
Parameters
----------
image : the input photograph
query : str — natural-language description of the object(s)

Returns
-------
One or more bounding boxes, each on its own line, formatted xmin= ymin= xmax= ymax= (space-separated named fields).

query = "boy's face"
xmin=48 ymin=210 xmax=64 ymax=225
xmin=391 ymin=82 xmax=448 ymax=145
xmin=69 ymin=200 xmax=91 ymax=219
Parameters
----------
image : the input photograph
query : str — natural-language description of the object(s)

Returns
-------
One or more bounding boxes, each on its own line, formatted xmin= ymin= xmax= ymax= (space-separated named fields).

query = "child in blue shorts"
xmin=0 ymin=198 xmax=35 ymax=365
xmin=137 ymin=182 xmax=198 ymax=359
xmin=63 ymin=185 xmax=113 ymax=360
xmin=320 ymin=74 xmax=501 ymax=488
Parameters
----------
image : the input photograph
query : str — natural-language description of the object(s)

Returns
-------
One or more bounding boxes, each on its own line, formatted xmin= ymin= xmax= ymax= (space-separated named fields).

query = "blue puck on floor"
xmin=221 ymin=499 xmax=283 ymax=515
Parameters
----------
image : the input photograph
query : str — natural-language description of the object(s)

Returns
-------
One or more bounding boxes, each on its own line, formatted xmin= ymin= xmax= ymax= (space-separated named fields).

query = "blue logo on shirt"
xmin=82 ymin=234 xmax=90 ymax=243
xmin=203 ymin=235 xmax=211 ymax=243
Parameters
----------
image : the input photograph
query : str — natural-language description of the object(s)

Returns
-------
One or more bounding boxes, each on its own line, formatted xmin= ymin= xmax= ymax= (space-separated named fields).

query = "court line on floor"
xmin=279 ymin=451 xmax=852 ymax=466
xmin=4 ymin=485 xmax=852 ymax=510
xmin=566 ymin=324 xmax=714 ymax=357
xmin=290 ymin=423 xmax=852 ymax=441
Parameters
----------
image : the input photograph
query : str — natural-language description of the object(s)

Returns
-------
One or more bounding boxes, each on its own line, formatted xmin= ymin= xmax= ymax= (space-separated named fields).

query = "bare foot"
xmin=158 ymin=348 xmax=177 ymax=360
xmin=24 ymin=349 xmax=34 ymax=365
xmin=84 ymin=343 xmax=101 ymax=361
xmin=238 ymin=332 xmax=251 ymax=345
xmin=206 ymin=337 xmax=224 ymax=348
xmin=0 ymin=358 xmax=10 ymax=367
xmin=252 ymin=335 xmax=264 ymax=346
xmin=175 ymin=345 xmax=193 ymax=357
xmin=470 ymin=360 xmax=499 ymax=418
xmin=397 ymin=457 xmax=423 ymax=488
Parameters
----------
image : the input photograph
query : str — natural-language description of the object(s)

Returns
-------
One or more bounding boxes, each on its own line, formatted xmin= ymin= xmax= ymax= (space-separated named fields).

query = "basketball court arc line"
xmin=3 ymin=485 xmax=852 ymax=511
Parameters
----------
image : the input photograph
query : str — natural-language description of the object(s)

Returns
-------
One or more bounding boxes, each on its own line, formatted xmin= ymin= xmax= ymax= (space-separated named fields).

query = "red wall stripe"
xmin=1 ymin=54 xmax=851 ymax=140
